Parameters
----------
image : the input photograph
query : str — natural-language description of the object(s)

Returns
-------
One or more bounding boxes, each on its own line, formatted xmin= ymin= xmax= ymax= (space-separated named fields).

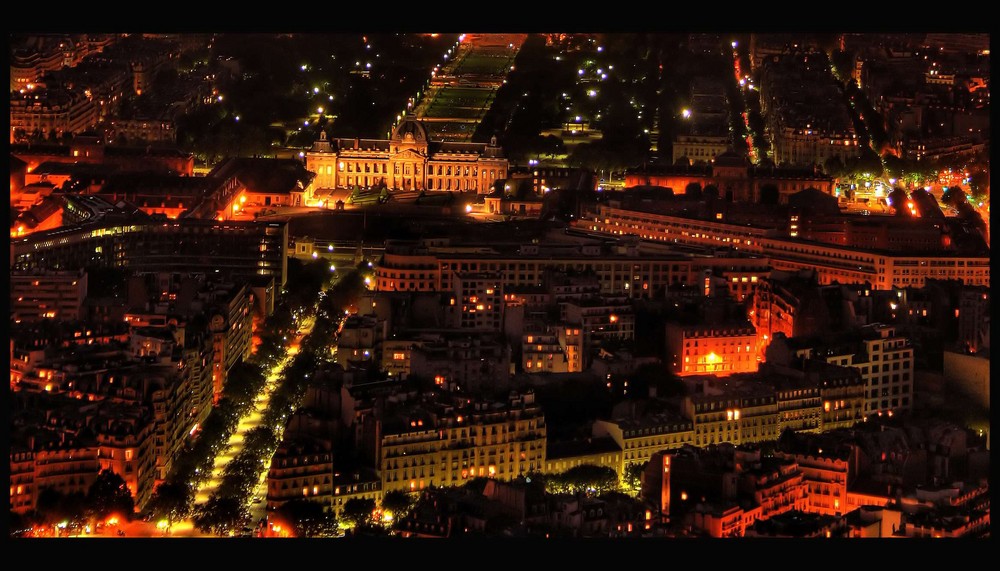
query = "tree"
xmin=193 ymin=495 xmax=247 ymax=536
xmin=341 ymin=497 xmax=376 ymax=529
xmin=829 ymin=50 xmax=855 ymax=84
xmin=824 ymin=156 xmax=846 ymax=179
xmin=882 ymin=154 xmax=907 ymax=180
xmin=683 ymin=182 xmax=702 ymax=199
xmin=845 ymin=153 xmax=884 ymax=181
xmin=36 ymin=487 xmax=86 ymax=525
xmin=148 ymin=482 xmax=193 ymax=525
xmin=941 ymin=186 xmax=967 ymax=208
xmin=968 ymin=171 xmax=989 ymax=197
xmin=887 ymin=188 xmax=910 ymax=216
xmin=276 ymin=499 xmax=339 ymax=537
xmin=623 ymin=462 xmax=647 ymax=495
xmin=702 ymin=184 xmax=720 ymax=202
xmin=86 ymin=470 xmax=134 ymax=521
xmin=546 ymin=465 xmax=620 ymax=495
xmin=380 ymin=490 xmax=416 ymax=522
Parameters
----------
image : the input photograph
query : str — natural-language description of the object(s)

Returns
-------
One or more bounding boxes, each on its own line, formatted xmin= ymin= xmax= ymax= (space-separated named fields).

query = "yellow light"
xmin=609 ymin=314 xmax=618 ymax=323
xmin=706 ymin=352 xmax=720 ymax=364
xmin=239 ymin=195 xmax=246 ymax=203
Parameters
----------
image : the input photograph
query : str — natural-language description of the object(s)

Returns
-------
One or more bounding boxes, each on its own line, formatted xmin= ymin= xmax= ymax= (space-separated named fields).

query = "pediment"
xmin=392 ymin=148 xmax=426 ymax=160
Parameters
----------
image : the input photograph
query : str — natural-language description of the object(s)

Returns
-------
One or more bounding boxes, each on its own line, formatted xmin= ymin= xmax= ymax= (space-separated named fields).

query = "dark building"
xmin=11 ymin=214 xmax=289 ymax=287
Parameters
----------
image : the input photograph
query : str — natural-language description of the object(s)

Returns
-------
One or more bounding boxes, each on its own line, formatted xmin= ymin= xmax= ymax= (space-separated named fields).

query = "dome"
xmin=392 ymin=119 xmax=429 ymax=143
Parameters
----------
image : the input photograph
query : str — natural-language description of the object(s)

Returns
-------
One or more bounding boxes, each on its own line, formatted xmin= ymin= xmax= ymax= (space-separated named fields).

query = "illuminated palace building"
xmin=306 ymin=119 xmax=508 ymax=193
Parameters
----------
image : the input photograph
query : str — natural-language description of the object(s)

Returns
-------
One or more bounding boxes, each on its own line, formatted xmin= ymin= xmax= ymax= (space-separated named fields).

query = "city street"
xmin=179 ymin=317 xmax=314 ymax=537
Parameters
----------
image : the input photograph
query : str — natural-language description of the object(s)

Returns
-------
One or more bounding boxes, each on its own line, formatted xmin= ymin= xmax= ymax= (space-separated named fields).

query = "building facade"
xmin=375 ymin=238 xmax=771 ymax=301
xmin=580 ymin=204 xmax=991 ymax=290
xmin=10 ymin=269 xmax=88 ymax=322
xmin=379 ymin=392 xmax=546 ymax=494
xmin=305 ymin=120 xmax=508 ymax=194
xmin=667 ymin=322 xmax=758 ymax=377
xmin=11 ymin=217 xmax=289 ymax=288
